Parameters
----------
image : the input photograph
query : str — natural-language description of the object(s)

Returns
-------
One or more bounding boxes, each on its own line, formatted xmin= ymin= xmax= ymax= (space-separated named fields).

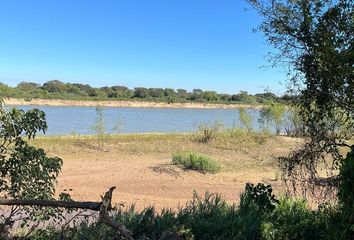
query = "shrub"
xmin=261 ymin=197 xmax=337 ymax=240
xmin=238 ymin=108 xmax=253 ymax=133
xmin=259 ymin=102 xmax=285 ymax=135
xmin=172 ymin=152 xmax=221 ymax=173
xmin=91 ymin=105 xmax=106 ymax=149
xmin=237 ymin=183 xmax=279 ymax=239
xmin=338 ymin=148 xmax=354 ymax=237
xmin=196 ymin=122 xmax=223 ymax=143
xmin=178 ymin=191 xmax=241 ymax=239
xmin=240 ymin=183 xmax=279 ymax=214
xmin=26 ymin=183 xmax=344 ymax=240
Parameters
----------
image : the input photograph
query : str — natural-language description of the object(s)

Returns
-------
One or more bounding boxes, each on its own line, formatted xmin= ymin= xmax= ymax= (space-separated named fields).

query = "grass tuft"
xmin=172 ymin=151 xmax=221 ymax=173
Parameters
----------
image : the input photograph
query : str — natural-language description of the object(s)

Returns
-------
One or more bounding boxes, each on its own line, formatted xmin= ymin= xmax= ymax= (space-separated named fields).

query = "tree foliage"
xmin=259 ymin=102 xmax=286 ymax=135
xmin=248 ymin=0 xmax=353 ymax=197
xmin=0 ymin=80 xmax=292 ymax=104
xmin=0 ymin=101 xmax=62 ymax=199
xmin=0 ymin=99 xmax=63 ymax=235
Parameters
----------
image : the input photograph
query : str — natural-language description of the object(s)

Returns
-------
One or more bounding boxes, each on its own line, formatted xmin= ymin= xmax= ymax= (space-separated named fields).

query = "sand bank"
xmin=4 ymin=98 xmax=262 ymax=109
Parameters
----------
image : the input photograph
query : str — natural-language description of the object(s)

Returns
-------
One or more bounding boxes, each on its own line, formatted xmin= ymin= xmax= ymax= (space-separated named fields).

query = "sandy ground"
xmin=58 ymin=155 xmax=248 ymax=210
xmin=31 ymin=134 xmax=302 ymax=210
xmin=4 ymin=98 xmax=262 ymax=109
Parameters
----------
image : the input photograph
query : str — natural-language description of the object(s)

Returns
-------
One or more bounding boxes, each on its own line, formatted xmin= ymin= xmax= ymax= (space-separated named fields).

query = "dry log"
xmin=0 ymin=186 xmax=133 ymax=239
xmin=0 ymin=199 xmax=101 ymax=210
xmin=99 ymin=186 xmax=133 ymax=239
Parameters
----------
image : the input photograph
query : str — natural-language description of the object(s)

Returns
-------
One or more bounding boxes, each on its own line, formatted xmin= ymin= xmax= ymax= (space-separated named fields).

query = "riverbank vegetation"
xmin=24 ymin=187 xmax=344 ymax=240
xmin=0 ymin=80 xmax=292 ymax=105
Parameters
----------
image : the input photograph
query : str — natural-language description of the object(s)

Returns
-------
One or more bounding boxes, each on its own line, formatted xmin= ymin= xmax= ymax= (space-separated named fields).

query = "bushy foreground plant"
xmin=261 ymin=197 xmax=341 ymax=240
xmin=0 ymin=101 xmax=63 ymax=237
xmin=338 ymin=147 xmax=354 ymax=238
xmin=172 ymin=152 xmax=221 ymax=174
xmin=25 ymin=182 xmax=347 ymax=240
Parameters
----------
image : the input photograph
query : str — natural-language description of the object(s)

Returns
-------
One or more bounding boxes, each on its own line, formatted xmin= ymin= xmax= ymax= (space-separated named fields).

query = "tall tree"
xmin=248 ymin=0 xmax=353 ymax=196
xmin=16 ymin=82 xmax=41 ymax=91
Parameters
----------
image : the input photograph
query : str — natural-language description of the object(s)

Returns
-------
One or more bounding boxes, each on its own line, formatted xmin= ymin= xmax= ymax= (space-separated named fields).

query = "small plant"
xmin=196 ymin=122 xmax=223 ymax=143
xmin=71 ymin=131 xmax=86 ymax=146
xmin=113 ymin=119 xmax=125 ymax=135
xmin=172 ymin=152 xmax=221 ymax=173
xmin=91 ymin=105 xmax=106 ymax=149
xmin=238 ymin=108 xmax=253 ymax=133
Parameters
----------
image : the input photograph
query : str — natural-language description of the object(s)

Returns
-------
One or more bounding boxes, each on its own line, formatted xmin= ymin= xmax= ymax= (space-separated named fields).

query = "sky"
xmin=0 ymin=0 xmax=288 ymax=95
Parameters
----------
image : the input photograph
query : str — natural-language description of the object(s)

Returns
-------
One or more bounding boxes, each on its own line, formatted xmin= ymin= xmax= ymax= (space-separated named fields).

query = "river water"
xmin=10 ymin=105 xmax=266 ymax=135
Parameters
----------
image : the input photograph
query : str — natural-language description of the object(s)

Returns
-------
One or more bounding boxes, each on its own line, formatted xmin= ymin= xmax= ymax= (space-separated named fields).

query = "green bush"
xmin=240 ymin=183 xmax=279 ymax=214
xmin=338 ymin=148 xmax=354 ymax=237
xmin=177 ymin=192 xmax=243 ymax=239
xmin=25 ymin=182 xmax=347 ymax=240
xmin=261 ymin=197 xmax=339 ymax=240
xmin=172 ymin=152 xmax=221 ymax=173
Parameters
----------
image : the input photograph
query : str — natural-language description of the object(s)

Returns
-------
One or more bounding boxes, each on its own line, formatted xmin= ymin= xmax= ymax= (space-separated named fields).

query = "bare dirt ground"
xmin=31 ymin=133 xmax=302 ymax=210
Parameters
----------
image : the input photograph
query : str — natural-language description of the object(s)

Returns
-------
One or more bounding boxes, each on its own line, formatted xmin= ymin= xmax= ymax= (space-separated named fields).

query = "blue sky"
xmin=0 ymin=0 xmax=287 ymax=94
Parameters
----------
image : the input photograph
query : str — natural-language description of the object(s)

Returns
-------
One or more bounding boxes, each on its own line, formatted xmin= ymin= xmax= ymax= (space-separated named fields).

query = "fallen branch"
xmin=0 ymin=186 xmax=133 ymax=239
xmin=0 ymin=199 xmax=100 ymax=211
xmin=99 ymin=186 xmax=133 ymax=239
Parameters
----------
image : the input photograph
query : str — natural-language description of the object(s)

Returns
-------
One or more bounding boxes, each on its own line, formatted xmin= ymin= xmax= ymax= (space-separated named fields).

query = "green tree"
xmin=100 ymin=86 xmax=114 ymax=98
xmin=149 ymin=88 xmax=165 ymax=98
xmin=0 ymin=100 xmax=62 ymax=235
xmin=133 ymin=87 xmax=150 ymax=98
xmin=176 ymin=89 xmax=189 ymax=99
xmin=231 ymin=91 xmax=257 ymax=103
xmin=111 ymin=86 xmax=133 ymax=98
xmin=259 ymin=102 xmax=285 ymax=135
xmin=65 ymin=83 xmax=84 ymax=96
xmin=164 ymin=88 xmax=176 ymax=97
xmin=219 ymin=93 xmax=231 ymax=102
xmin=0 ymin=83 xmax=18 ymax=98
xmin=189 ymin=89 xmax=204 ymax=101
xmin=16 ymin=82 xmax=41 ymax=91
xmin=42 ymin=80 xmax=66 ymax=93
xmin=203 ymin=91 xmax=219 ymax=101
xmin=248 ymin=0 xmax=353 ymax=199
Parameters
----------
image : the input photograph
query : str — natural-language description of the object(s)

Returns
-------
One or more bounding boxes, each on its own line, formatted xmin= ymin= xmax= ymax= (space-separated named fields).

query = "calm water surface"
xmin=11 ymin=105 xmax=264 ymax=135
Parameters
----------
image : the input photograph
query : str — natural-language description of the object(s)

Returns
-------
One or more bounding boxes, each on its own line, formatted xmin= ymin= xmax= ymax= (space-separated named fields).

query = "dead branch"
xmin=0 ymin=199 xmax=101 ymax=210
xmin=99 ymin=186 xmax=133 ymax=240
xmin=0 ymin=186 xmax=133 ymax=239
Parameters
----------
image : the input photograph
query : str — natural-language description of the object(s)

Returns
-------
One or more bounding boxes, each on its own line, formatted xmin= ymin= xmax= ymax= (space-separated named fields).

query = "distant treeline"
xmin=0 ymin=80 xmax=295 ymax=104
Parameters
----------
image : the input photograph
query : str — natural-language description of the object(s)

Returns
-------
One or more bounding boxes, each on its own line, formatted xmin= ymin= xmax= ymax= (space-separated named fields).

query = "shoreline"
xmin=4 ymin=98 xmax=263 ymax=109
